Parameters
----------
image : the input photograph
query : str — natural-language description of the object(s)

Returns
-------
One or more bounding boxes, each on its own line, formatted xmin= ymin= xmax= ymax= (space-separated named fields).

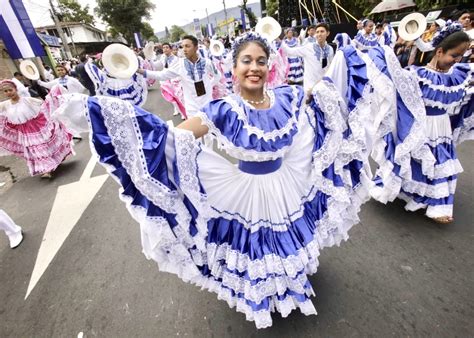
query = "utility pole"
xmin=49 ymin=0 xmax=72 ymax=59
xmin=222 ymin=0 xmax=229 ymax=35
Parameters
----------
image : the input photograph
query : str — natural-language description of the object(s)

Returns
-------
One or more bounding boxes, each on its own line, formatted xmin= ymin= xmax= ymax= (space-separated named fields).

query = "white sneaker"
xmin=9 ymin=230 xmax=23 ymax=249
xmin=173 ymin=110 xmax=179 ymax=116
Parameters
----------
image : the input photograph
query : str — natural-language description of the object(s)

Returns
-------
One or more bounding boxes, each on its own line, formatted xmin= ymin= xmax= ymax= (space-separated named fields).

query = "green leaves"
xmin=95 ymin=0 xmax=156 ymax=43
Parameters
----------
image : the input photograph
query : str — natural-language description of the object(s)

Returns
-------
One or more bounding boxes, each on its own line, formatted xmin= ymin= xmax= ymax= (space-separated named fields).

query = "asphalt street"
xmin=0 ymin=86 xmax=473 ymax=337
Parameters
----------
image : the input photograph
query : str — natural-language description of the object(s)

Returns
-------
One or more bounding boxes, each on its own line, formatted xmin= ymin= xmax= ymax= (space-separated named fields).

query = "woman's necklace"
xmin=426 ymin=62 xmax=448 ymax=73
xmin=242 ymin=92 xmax=268 ymax=105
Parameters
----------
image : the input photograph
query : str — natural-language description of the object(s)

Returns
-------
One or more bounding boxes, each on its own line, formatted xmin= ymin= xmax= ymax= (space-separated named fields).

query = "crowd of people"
xmin=0 ymin=8 xmax=473 ymax=328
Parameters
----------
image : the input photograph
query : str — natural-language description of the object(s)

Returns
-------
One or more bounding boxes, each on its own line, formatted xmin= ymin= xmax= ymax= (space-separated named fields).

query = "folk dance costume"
xmin=0 ymin=209 xmax=23 ymax=249
xmin=382 ymin=24 xmax=397 ymax=49
xmin=283 ymin=37 xmax=304 ymax=84
xmin=38 ymin=75 xmax=86 ymax=94
xmin=154 ymin=53 xmax=187 ymax=119
xmin=0 ymin=84 xmax=73 ymax=176
xmin=61 ymin=82 xmax=372 ymax=328
xmin=267 ymin=48 xmax=289 ymax=89
xmin=11 ymin=78 xmax=30 ymax=97
xmin=371 ymin=62 xmax=473 ymax=219
xmin=353 ymin=31 xmax=380 ymax=52
xmin=143 ymin=56 xmax=220 ymax=116
xmin=333 ymin=33 xmax=352 ymax=50
xmin=281 ymin=41 xmax=334 ymax=92
xmin=85 ymin=62 xmax=148 ymax=107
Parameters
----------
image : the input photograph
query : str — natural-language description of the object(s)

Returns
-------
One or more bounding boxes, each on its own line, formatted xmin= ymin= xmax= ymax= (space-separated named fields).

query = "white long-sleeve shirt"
xmin=281 ymin=42 xmax=334 ymax=92
xmin=38 ymin=76 xmax=86 ymax=94
xmin=144 ymin=57 xmax=220 ymax=115
xmin=11 ymin=78 xmax=30 ymax=97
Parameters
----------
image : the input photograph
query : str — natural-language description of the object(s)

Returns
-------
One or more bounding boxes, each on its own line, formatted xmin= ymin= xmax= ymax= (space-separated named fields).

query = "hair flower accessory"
xmin=231 ymin=32 xmax=272 ymax=61
xmin=431 ymin=20 xmax=464 ymax=47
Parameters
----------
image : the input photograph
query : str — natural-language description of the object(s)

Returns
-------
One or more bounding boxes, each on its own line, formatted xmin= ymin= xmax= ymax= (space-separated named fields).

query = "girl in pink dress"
xmin=0 ymin=80 xmax=73 ymax=178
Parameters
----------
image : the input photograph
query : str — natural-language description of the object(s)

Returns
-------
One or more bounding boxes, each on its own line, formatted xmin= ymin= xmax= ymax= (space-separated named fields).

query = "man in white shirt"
xmin=140 ymin=35 xmax=220 ymax=117
xmin=11 ymin=72 xmax=30 ymax=97
xmin=281 ymin=23 xmax=334 ymax=93
xmin=153 ymin=42 xmax=179 ymax=70
xmin=38 ymin=64 xmax=86 ymax=94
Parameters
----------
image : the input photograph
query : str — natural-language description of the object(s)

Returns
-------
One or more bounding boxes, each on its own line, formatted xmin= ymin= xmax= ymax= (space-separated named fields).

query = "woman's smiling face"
xmin=233 ymin=42 xmax=269 ymax=93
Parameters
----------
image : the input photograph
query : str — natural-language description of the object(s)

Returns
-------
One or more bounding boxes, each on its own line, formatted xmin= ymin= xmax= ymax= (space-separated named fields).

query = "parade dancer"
xmin=38 ymin=64 xmax=86 ymax=94
xmin=139 ymin=35 xmax=220 ymax=117
xmin=281 ymin=23 xmax=334 ymax=92
xmin=0 ymin=80 xmax=73 ymax=178
xmin=371 ymin=24 xmax=473 ymax=223
xmin=60 ymin=32 xmax=407 ymax=329
xmin=353 ymin=19 xmax=379 ymax=52
xmin=84 ymin=55 xmax=148 ymax=107
xmin=155 ymin=42 xmax=187 ymax=119
xmin=282 ymin=28 xmax=304 ymax=84
xmin=0 ymin=209 xmax=23 ymax=249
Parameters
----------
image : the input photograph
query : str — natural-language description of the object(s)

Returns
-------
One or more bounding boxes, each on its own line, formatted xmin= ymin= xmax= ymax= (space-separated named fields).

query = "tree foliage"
xmin=141 ymin=22 xmax=157 ymax=41
xmin=240 ymin=0 xmax=257 ymax=28
xmin=266 ymin=0 xmax=278 ymax=18
xmin=169 ymin=25 xmax=186 ymax=42
xmin=95 ymin=0 xmax=155 ymax=43
xmin=57 ymin=0 xmax=94 ymax=25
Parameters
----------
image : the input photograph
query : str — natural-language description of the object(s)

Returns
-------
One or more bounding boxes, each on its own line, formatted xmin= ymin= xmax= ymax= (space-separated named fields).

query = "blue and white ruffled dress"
xmin=77 ymin=84 xmax=372 ymax=328
xmin=353 ymin=32 xmax=380 ymax=52
xmin=372 ymin=62 xmax=473 ymax=218
xmin=401 ymin=64 xmax=473 ymax=218
xmin=85 ymin=62 xmax=148 ymax=107
xmin=283 ymin=38 xmax=304 ymax=83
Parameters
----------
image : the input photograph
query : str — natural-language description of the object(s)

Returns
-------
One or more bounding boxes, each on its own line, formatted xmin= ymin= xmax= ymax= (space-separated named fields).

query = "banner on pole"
xmin=0 ymin=0 xmax=45 ymax=59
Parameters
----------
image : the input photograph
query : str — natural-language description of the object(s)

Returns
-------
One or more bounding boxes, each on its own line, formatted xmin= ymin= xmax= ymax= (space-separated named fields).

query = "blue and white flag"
xmin=134 ymin=32 xmax=142 ymax=48
xmin=0 ymin=0 xmax=45 ymax=59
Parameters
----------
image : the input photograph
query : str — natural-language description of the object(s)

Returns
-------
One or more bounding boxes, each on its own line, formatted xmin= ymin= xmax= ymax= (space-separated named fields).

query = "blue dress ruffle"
xmin=80 ymin=78 xmax=371 ymax=328
xmin=372 ymin=61 xmax=473 ymax=218
xmin=283 ymin=38 xmax=304 ymax=83
xmin=85 ymin=62 xmax=148 ymax=107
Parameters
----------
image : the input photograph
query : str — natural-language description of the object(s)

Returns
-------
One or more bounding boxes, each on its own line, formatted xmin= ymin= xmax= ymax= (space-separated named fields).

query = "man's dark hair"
xmin=182 ymin=35 xmax=198 ymax=46
xmin=315 ymin=23 xmax=330 ymax=32
xmin=162 ymin=42 xmax=171 ymax=48
xmin=13 ymin=72 xmax=22 ymax=77
xmin=79 ymin=54 xmax=87 ymax=62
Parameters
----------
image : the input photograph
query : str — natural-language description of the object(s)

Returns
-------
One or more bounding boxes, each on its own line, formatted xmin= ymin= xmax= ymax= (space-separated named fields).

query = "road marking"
xmin=25 ymin=156 xmax=108 ymax=299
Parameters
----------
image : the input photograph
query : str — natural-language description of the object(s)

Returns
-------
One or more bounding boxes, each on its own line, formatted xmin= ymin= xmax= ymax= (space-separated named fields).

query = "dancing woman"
xmin=0 ymin=80 xmax=73 ymax=178
xmin=371 ymin=24 xmax=473 ymax=223
xmin=353 ymin=19 xmax=379 ymax=52
xmin=60 ymin=33 xmax=424 ymax=327
xmin=282 ymin=28 xmax=304 ymax=84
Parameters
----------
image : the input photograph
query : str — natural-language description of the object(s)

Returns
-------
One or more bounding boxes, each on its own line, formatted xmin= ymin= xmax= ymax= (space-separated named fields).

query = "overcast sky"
xmin=26 ymin=0 xmax=259 ymax=32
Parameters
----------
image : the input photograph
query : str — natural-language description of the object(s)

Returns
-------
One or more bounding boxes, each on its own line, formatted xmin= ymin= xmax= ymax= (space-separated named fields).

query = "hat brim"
xmin=256 ymin=17 xmax=282 ymax=42
xmin=143 ymin=42 xmax=155 ymax=60
xmin=398 ymin=13 xmax=427 ymax=41
xmin=210 ymin=40 xmax=225 ymax=57
xmin=102 ymin=44 xmax=139 ymax=79
xmin=19 ymin=60 xmax=40 ymax=80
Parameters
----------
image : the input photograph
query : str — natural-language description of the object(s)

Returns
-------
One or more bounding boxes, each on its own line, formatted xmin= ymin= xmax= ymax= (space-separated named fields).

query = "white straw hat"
xmin=102 ymin=44 xmax=139 ymax=79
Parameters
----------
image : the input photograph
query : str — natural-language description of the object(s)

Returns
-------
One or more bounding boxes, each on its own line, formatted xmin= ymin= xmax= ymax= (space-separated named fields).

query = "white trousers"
xmin=0 ymin=209 xmax=22 ymax=247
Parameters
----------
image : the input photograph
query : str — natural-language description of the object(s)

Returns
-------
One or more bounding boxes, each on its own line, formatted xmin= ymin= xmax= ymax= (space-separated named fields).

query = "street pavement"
xmin=0 ymin=86 xmax=473 ymax=337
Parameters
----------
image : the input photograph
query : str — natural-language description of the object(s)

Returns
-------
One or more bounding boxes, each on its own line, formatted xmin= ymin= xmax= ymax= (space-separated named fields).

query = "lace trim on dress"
xmin=89 ymin=97 xmax=197 ymax=246
xmin=223 ymin=86 xmax=300 ymax=142
xmin=196 ymin=111 xmax=300 ymax=162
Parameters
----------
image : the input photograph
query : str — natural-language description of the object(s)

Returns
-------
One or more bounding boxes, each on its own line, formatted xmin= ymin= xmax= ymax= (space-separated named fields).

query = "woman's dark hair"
xmin=232 ymin=39 xmax=271 ymax=67
xmin=435 ymin=31 xmax=470 ymax=52
xmin=182 ymin=35 xmax=198 ymax=46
